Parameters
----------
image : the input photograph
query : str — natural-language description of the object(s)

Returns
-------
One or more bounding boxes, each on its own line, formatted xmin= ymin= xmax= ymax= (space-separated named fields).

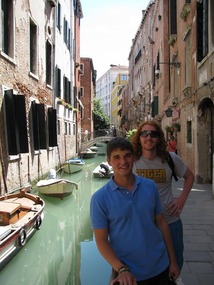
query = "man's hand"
xmin=110 ymin=271 xmax=137 ymax=285
xmin=169 ymin=261 xmax=180 ymax=281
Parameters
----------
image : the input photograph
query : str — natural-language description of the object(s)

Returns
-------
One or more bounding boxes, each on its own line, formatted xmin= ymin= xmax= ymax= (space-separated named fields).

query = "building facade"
xmin=0 ymin=0 xmax=83 ymax=193
xmin=111 ymin=73 xmax=129 ymax=131
xmin=96 ymin=65 xmax=128 ymax=120
xmin=80 ymin=57 xmax=97 ymax=140
xmin=126 ymin=0 xmax=214 ymax=184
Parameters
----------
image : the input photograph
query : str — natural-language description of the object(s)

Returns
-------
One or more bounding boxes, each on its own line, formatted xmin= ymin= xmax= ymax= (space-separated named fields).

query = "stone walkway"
xmin=172 ymin=179 xmax=214 ymax=285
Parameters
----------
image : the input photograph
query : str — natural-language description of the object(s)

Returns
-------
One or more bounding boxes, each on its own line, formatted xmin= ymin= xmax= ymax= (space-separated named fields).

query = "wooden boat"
xmin=37 ymin=178 xmax=78 ymax=198
xmin=62 ymin=158 xmax=85 ymax=174
xmin=80 ymin=148 xmax=97 ymax=159
xmin=93 ymin=162 xmax=113 ymax=178
xmin=0 ymin=188 xmax=45 ymax=270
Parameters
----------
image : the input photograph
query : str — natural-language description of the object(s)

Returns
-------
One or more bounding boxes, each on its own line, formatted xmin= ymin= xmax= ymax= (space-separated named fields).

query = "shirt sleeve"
xmin=90 ymin=194 xmax=108 ymax=229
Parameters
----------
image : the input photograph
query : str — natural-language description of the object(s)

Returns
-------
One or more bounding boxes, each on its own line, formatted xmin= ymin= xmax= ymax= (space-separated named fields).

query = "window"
xmin=57 ymin=119 xmax=61 ymax=135
xmin=1 ymin=0 xmax=14 ymax=58
xmin=197 ymin=0 xmax=208 ymax=62
xmin=46 ymin=40 xmax=52 ymax=85
xmin=64 ymin=18 xmax=68 ymax=44
xmin=63 ymin=76 xmax=71 ymax=104
xmin=73 ymin=124 xmax=76 ymax=135
xmin=79 ymin=63 xmax=84 ymax=74
xmin=120 ymin=74 xmax=128 ymax=81
xmin=68 ymin=28 xmax=71 ymax=50
xmin=152 ymin=96 xmax=158 ymax=117
xmin=31 ymin=102 xmax=46 ymax=150
xmin=187 ymin=121 xmax=192 ymax=143
xmin=48 ymin=108 xmax=57 ymax=147
xmin=55 ymin=66 xmax=61 ymax=98
xmin=79 ymin=87 xmax=84 ymax=97
xmin=56 ymin=2 xmax=61 ymax=32
xmin=30 ymin=19 xmax=38 ymax=75
xmin=4 ymin=90 xmax=29 ymax=155
xmin=185 ymin=34 xmax=191 ymax=87
xmin=211 ymin=0 xmax=214 ymax=47
xmin=169 ymin=0 xmax=177 ymax=35
xmin=65 ymin=122 xmax=68 ymax=135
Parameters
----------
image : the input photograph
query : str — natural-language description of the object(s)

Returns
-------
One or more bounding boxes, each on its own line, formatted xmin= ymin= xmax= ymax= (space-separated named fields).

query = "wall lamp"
xmin=165 ymin=107 xmax=173 ymax=117
xmin=155 ymin=62 xmax=181 ymax=75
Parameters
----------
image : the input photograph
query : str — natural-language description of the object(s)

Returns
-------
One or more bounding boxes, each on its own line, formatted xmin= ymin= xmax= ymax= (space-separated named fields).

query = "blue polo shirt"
xmin=90 ymin=175 xmax=169 ymax=281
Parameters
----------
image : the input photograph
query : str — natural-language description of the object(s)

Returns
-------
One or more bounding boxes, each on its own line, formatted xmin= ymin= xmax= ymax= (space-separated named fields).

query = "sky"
xmin=80 ymin=0 xmax=150 ymax=79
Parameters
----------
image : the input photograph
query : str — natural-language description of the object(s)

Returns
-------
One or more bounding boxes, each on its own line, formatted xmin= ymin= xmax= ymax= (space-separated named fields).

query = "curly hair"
xmin=131 ymin=120 xmax=168 ymax=162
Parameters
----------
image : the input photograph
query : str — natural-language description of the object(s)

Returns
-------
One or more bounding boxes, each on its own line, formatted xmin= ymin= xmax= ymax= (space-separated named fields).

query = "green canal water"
xmin=0 ymin=144 xmax=111 ymax=285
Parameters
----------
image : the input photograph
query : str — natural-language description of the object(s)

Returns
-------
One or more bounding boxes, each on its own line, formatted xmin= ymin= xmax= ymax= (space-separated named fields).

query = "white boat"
xmin=62 ymin=158 xmax=85 ymax=174
xmin=80 ymin=148 xmax=97 ymax=159
xmin=0 ymin=188 xmax=45 ymax=270
xmin=37 ymin=178 xmax=78 ymax=199
xmin=89 ymin=146 xmax=98 ymax=152
xmin=93 ymin=162 xmax=113 ymax=178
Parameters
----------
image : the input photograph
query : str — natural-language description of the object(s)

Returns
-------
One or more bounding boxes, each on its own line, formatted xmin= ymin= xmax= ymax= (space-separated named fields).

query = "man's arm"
xmin=94 ymin=228 xmax=137 ymax=285
xmin=170 ymin=166 xmax=194 ymax=216
xmin=155 ymin=214 xmax=180 ymax=280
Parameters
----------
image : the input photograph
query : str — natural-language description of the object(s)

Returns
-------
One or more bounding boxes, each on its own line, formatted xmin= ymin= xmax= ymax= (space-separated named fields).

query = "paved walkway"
xmin=172 ymin=179 xmax=214 ymax=285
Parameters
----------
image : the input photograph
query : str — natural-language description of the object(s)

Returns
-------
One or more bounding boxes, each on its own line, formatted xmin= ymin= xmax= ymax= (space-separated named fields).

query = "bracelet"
xmin=118 ymin=266 xmax=130 ymax=274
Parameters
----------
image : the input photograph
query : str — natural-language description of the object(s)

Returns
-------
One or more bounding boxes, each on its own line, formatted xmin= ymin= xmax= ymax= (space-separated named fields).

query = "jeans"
xmin=169 ymin=219 xmax=184 ymax=270
xmin=110 ymin=267 xmax=170 ymax=285
xmin=137 ymin=267 xmax=170 ymax=285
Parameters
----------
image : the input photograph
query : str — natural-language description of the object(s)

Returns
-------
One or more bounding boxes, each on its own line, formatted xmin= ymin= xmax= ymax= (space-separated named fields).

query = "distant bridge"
xmin=81 ymin=136 xmax=114 ymax=151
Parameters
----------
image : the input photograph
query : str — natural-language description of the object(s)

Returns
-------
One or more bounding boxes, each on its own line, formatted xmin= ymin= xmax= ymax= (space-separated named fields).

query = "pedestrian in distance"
xmin=167 ymin=134 xmax=177 ymax=154
xmin=90 ymin=137 xmax=180 ymax=285
xmin=131 ymin=120 xmax=194 ymax=273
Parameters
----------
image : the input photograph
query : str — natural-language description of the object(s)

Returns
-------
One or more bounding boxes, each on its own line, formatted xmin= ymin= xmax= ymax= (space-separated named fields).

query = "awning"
xmin=76 ymin=96 xmax=84 ymax=109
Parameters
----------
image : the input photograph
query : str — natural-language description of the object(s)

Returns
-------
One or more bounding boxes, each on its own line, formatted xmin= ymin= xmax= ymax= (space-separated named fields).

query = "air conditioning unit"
xmin=172 ymin=98 xmax=178 ymax=106
xmin=48 ymin=0 xmax=57 ymax=8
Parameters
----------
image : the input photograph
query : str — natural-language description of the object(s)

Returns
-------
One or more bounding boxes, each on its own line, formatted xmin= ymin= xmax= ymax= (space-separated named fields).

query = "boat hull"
xmin=0 ymin=189 xmax=45 ymax=270
xmin=37 ymin=179 xmax=78 ymax=199
xmin=62 ymin=159 xmax=85 ymax=174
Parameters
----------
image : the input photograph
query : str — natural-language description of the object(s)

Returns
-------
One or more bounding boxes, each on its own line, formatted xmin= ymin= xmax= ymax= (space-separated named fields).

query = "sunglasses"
xmin=140 ymin=130 xmax=160 ymax=138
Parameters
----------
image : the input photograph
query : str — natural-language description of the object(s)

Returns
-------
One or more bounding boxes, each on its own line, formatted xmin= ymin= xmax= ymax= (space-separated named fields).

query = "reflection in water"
xmin=0 ymin=145 xmax=111 ymax=285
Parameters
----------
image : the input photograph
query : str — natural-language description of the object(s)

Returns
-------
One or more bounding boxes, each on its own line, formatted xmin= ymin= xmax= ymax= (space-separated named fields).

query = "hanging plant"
xmin=125 ymin=129 xmax=137 ymax=141
xmin=172 ymin=122 xmax=181 ymax=132
xmin=65 ymin=103 xmax=73 ymax=110
xmin=57 ymin=98 xmax=65 ymax=105
xmin=165 ymin=125 xmax=172 ymax=133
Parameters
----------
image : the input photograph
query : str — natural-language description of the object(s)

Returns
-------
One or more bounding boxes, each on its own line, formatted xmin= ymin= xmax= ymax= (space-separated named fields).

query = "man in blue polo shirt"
xmin=90 ymin=137 xmax=180 ymax=285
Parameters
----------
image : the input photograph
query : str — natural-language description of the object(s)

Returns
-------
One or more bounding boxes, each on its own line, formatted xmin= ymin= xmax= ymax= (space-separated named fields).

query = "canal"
xmin=0 ymin=144 xmax=111 ymax=285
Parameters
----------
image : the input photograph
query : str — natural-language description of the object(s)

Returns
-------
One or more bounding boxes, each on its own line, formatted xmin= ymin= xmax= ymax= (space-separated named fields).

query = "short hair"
xmin=106 ymin=137 xmax=134 ymax=159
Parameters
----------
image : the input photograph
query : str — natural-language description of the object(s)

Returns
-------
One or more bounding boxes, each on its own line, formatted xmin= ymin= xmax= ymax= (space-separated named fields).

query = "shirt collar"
xmin=109 ymin=174 xmax=141 ymax=192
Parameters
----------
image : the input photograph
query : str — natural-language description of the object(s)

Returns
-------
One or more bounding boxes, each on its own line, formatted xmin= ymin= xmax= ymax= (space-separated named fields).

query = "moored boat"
xmin=62 ymin=158 xmax=85 ymax=174
xmin=0 ymin=188 xmax=45 ymax=270
xmin=80 ymin=148 xmax=97 ymax=159
xmin=89 ymin=146 xmax=98 ymax=152
xmin=37 ymin=178 xmax=78 ymax=199
xmin=93 ymin=162 xmax=113 ymax=178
